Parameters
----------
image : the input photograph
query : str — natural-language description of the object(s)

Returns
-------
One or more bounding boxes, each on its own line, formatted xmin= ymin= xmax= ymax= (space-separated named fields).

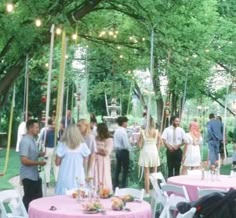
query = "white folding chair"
xmin=149 ymin=173 xmax=168 ymax=218
xmin=150 ymin=172 xmax=166 ymax=184
xmin=176 ymin=207 xmax=196 ymax=218
xmin=160 ymin=183 xmax=190 ymax=218
xmin=114 ymin=187 xmax=144 ymax=201
xmin=0 ymin=189 xmax=28 ymax=218
xmin=197 ymin=187 xmax=227 ymax=198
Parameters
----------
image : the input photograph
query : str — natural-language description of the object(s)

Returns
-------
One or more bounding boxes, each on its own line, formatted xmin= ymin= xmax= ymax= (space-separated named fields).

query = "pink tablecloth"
xmin=29 ymin=195 xmax=151 ymax=218
xmin=168 ymin=175 xmax=236 ymax=201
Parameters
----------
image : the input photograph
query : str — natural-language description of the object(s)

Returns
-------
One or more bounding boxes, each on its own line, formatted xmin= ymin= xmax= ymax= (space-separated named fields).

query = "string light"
xmin=6 ymin=3 xmax=14 ymax=13
xmin=72 ymin=33 xmax=78 ymax=40
xmin=35 ymin=19 xmax=42 ymax=27
xmin=108 ymin=31 xmax=114 ymax=36
xmin=119 ymin=55 xmax=123 ymax=59
xmin=99 ymin=31 xmax=106 ymax=37
xmin=128 ymin=70 xmax=131 ymax=74
xmin=45 ymin=63 xmax=49 ymax=68
xmin=56 ymin=28 xmax=62 ymax=35
xmin=65 ymin=55 xmax=69 ymax=59
xmin=142 ymin=38 xmax=145 ymax=41
xmin=117 ymin=46 xmax=121 ymax=50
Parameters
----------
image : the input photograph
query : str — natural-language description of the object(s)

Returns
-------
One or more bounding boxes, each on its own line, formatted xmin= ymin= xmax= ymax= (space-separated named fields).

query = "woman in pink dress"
xmin=95 ymin=123 xmax=113 ymax=191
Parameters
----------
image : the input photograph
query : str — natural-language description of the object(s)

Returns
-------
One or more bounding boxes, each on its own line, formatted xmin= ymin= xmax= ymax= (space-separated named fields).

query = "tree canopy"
xmin=0 ymin=0 xmax=235 ymax=127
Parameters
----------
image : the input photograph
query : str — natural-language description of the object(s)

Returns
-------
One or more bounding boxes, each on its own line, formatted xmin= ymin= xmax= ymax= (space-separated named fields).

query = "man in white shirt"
xmin=16 ymin=112 xmax=32 ymax=152
xmin=162 ymin=116 xmax=186 ymax=177
xmin=113 ymin=116 xmax=131 ymax=189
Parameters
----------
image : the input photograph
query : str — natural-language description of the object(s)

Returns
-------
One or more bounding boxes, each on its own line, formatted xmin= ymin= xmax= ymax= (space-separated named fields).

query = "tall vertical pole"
xmin=55 ymin=30 xmax=67 ymax=142
xmin=24 ymin=55 xmax=29 ymax=120
xmin=146 ymin=27 xmax=154 ymax=129
xmin=150 ymin=28 xmax=154 ymax=80
xmin=65 ymin=87 xmax=69 ymax=128
xmin=45 ymin=24 xmax=55 ymax=127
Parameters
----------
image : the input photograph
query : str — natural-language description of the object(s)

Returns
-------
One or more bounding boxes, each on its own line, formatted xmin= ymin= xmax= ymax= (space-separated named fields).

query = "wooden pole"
xmin=45 ymin=24 xmax=55 ymax=128
xmin=55 ymin=31 xmax=67 ymax=143
xmin=2 ymin=85 xmax=15 ymax=174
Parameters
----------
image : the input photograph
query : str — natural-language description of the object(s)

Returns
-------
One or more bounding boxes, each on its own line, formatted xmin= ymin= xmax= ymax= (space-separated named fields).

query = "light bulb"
xmin=117 ymin=46 xmax=121 ymax=50
xmin=99 ymin=31 xmax=106 ymax=37
xmin=35 ymin=19 xmax=42 ymax=27
xmin=72 ymin=33 xmax=78 ymax=40
xmin=65 ymin=55 xmax=69 ymax=59
xmin=45 ymin=63 xmax=49 ymax=68
xmin=108 ymin=31 xmax=114 ymax=36
xmin=119 ymin=55 xmax=123 ymax=59
xmin=56 ymin=28 xmax=62 ymax=35
xmin=142 ymin=38 xmax=145 ymax=41
xmin=6 ymin=3 xmax=14 ymax=13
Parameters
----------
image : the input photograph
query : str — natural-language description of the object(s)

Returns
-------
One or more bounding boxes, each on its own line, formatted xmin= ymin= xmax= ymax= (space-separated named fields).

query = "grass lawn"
xmin=0 ymin=149 xmax=20 ymax=190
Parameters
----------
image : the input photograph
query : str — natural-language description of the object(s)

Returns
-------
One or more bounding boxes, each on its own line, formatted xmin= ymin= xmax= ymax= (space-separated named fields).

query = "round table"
xmin=29 ymin=195 xmax=152 ymax=218
xmin=168 ymin=175 xmax=236 ymax=201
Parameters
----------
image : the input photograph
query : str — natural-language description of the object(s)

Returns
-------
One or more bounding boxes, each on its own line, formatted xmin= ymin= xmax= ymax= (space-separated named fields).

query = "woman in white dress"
xmin=138 ymin=116 xmax=160 ymax=195
xmin=181 ymin=121 xmax=202 ymax=175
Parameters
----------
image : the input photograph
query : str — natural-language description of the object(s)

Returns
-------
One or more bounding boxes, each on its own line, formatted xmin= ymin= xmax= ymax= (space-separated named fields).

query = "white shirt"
xmin=16 ymin=121 xmax=27 ymax=152
xmin=114 ymin=127 xmax=131 ymax=150
xmin=161 ymin=125 xmax=186 ymax=148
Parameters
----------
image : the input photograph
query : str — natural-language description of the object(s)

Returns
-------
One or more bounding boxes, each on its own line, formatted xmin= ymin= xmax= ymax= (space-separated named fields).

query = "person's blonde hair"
xmin=145 ymin=116 xmax=157 ymax=138
xmin=61 ymin=125 xmax=83 ymax=149
xmin=78 ymin=119 xmax=91 ymax=136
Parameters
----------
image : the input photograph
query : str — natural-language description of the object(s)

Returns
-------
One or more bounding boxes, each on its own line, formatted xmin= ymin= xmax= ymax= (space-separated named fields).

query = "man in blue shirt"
xmin=19 ymin=119 xmax=46 ymax=211
xmin=207 ymin=113 xmax=223 ymax=166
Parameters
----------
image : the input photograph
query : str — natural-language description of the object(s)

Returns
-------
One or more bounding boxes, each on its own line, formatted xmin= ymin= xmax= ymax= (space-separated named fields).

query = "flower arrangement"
xmin=111 ymin=197 xmax=124 ymax=211
xmin=82 ymin=200 xmax=103 ymax=212
xmin=72 ymin=190 xmax=86 ymax=199
xmin=120 ymin=194 xmax=134 ymax=203
xmin=99 ymin=187 xmax=112 ymax=199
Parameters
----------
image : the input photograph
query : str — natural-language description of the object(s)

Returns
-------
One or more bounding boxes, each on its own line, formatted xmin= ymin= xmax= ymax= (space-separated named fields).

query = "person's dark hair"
xmin=26 ymin=119 xmax=38 ymax=130
xmin=90 ymin=113 xmax=97 ymax=123
xmin=23 ymin=111 xmax=32 ymax=121
xmin=170 ymin=116 xmax=179 ymax=124
xmin=209 ymin=113 xmax=215 ymax=119
xmin=97 ymin=123 xmax=110 ymax=139
xmin=48 ymin=118 xmax=53 ymax=125
xmin=116 ymin=116 xmax=128 ymax=126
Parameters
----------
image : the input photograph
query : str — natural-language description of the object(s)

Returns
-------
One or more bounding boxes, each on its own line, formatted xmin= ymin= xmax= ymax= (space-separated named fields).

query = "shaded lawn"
xmin=0 ymin=149 xmax=20 ymax=190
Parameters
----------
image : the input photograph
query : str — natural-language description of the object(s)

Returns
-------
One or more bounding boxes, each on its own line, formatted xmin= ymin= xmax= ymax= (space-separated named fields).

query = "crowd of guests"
xmin=17 ymin=110 xmax=233 ymax=210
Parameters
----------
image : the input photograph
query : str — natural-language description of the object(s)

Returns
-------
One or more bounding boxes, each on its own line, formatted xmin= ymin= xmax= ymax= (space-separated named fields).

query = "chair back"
xmin=197 ymin=187 xmax=227 ymax=198
xmin=160 ymin=183 xmax=190 ymax=202
xmin=114 ymin=187 xmax=144 ymax=201
xmin=176 ymin=207 xmax=196 ymax=218
xmin=150 ymin=172 xmax=166 ymax=184
xmin=0 ymin=189 xmax=28 ymax=218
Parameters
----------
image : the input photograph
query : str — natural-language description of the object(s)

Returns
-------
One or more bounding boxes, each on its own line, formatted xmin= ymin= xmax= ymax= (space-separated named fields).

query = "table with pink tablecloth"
xmin=29 ymin=195 xmax=151 ymax=218
xmin=168 ymin=175 xmax=236 ymax=201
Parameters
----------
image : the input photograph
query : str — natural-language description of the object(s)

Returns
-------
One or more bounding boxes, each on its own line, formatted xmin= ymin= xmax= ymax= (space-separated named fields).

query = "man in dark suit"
xmin=207 ymin=113 xmax=223 ymax=166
